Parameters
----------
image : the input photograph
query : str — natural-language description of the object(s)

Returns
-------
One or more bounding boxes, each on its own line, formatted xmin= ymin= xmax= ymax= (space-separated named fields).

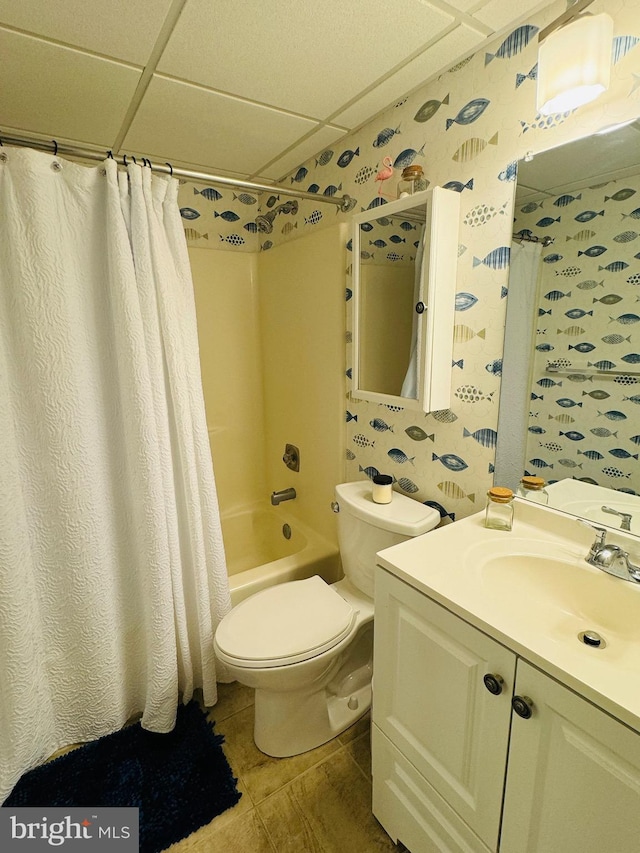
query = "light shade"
xmin=536 ymin=12 xmax=613 ymax=115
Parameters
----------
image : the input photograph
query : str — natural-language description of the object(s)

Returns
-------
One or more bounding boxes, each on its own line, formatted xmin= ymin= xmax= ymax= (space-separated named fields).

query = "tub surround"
xmin=191 ymin=248 xmax=265 ymax=512
xmin=221 ymin=503 xmax=340 ymax=607
xmin=191 ymin=224 xmax=346 ymax=573
xmin=258 ymin=225 xmax=347 ymax=544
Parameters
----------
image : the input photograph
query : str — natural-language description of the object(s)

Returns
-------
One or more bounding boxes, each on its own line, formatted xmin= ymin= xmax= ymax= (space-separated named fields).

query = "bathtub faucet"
xmin=271 ymin=487 xmax=296 ymax=506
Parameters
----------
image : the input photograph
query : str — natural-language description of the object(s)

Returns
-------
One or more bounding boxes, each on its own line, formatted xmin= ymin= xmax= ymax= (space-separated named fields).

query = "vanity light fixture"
xmin=536 ymin=0 xmax=613 ymax=115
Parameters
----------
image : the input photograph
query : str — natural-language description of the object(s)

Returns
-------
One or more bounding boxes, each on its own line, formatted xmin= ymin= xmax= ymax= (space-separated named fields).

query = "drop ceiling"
xmin=0 ymin=0 xmax=555 ymax=184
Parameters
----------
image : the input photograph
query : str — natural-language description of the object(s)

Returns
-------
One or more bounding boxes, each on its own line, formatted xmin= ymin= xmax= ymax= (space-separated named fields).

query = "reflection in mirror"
xmin=357 ymin=203 xmax=425 ymax=399
xmin=351 ymin=188 xmax=460 ymax=413
xmin=544 ymin=479 xmax=640 ymax=535
xmin=496 ymin=118 xmax=640 ymax=527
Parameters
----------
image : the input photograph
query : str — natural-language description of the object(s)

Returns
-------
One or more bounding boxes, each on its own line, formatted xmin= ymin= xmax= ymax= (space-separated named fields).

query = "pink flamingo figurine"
xmin=375 ymin=156 xmax=394 ymax=196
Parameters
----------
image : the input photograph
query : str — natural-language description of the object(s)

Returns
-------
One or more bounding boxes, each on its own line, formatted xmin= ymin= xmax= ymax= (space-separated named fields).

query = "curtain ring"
xmin=52 ymin=140 xmax=58 ymax=156
xmin=123 ymin=154 xmax=128 ymax=166
xmin=107 ymin=150 xmax=114 ymax=159
xmin=165 ymin=162 xmax=173 ymax=177
xmin=132 ymin=155 xmax=137 ymax=165
xmin=145 ymin=158 xmax=153 ymax=169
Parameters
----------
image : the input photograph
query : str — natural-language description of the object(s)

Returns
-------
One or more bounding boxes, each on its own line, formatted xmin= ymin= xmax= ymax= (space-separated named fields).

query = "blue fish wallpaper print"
xmin=515 ymin=171 xmax=640 ymax=491
xmin=178 ymin=0 xmax=640 ymax=523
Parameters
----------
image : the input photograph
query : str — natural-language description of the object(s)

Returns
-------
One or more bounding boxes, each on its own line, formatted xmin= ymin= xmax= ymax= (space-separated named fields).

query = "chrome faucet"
xmin=271 ymin=487 xmax=296 ymax=506
xmin=581 ymin=521 xmax=640 ymax=584
xmin=601 ymin=505 xmax=632 ymax=532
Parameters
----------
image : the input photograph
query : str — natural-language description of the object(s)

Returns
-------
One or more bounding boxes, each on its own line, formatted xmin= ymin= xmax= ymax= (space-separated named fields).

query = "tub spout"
xmin=271 ymin=487 xmax=296 ymax=506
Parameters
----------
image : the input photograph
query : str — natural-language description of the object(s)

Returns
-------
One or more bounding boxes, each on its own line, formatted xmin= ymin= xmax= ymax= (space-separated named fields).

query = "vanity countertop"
xmin=376 ymin=498 xmax=640 ymax=733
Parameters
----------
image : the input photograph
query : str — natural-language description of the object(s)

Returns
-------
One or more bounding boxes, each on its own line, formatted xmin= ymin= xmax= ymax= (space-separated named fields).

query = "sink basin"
xmin=469 ymin=538 xmax=640 ymax=642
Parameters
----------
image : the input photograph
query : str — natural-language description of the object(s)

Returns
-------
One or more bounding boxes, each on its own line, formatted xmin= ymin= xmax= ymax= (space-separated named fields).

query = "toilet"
xmin=214 ymin=481 xmax=440 ymax=757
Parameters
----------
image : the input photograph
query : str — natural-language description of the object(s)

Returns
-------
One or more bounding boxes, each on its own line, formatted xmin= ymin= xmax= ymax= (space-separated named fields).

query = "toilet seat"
xmin=215 ymin=576 xmax=358 ymax=669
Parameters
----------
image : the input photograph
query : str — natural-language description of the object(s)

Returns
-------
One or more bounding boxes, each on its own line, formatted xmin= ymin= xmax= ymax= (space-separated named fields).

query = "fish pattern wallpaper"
xmin=515 ymin=171 xmax=640 ymax=490
xmin=178 ymin=0 xmax=640 ymax=523
xmin=353 ymin=215 xmax=422 ymax=268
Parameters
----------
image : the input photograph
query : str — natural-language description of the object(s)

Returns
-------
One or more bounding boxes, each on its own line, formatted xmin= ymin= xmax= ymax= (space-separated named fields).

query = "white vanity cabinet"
xmin=501 ymin=660 xmax=640 ymax=853
xmin=373 ymin=567 xmax=640 ymax=853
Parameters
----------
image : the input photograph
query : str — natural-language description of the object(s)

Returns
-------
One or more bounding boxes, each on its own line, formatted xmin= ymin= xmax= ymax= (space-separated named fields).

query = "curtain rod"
xmin=1 ymin=131 xmax=356 ymax=213
xmin=513 ymin=232 xmax=554 ymax=248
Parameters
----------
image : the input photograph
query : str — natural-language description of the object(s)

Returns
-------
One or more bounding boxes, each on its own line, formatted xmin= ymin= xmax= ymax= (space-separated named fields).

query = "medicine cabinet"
xmin=351 ymin=187 xmax=460 ymax=413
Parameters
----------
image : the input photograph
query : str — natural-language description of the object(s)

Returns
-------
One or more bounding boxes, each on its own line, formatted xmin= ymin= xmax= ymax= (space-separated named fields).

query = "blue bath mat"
xmin=5 ymin=700 xmax=241 ymax=852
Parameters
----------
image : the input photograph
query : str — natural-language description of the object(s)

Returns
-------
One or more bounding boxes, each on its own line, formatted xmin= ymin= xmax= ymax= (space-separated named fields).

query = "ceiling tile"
xmin=123 ymin=76 xmax=320 ymax=175
xmin=256 ymin=126 xmax=349 ymax=181
xmin=0 ymin=0 xmax=173 ymax=65
xmin=472 ymin=0 xmax=550 ymax=31
xmin=441 ymin=0 xmax=485 ymax=10
xmin=157 ymin=0 xmax=454 ymax=117
xmin=332 ymin=23 xmax=487 ymax=129
xmin=0 ymin=28 xmax=141 ymax=146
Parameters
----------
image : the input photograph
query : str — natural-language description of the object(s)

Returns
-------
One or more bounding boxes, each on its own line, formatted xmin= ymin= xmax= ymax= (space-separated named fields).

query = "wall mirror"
xmin=351 ymin=187 xmax=460 ymax=413
xmin=495 ymin=116 xmax=640 ymax=531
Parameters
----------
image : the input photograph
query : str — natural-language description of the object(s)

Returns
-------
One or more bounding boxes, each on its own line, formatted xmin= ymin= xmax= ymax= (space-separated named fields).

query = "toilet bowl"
xmin=213 ymin=481 xmax=440 ymax=757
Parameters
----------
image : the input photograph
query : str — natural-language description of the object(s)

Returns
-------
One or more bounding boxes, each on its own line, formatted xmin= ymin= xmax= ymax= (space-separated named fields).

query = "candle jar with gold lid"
xmin=397 ymin=165 xmax=426 ymax=198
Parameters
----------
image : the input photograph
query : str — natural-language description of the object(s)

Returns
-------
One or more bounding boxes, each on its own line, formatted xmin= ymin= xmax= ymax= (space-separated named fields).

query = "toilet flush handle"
xmin=331 ymin=501 xmax=340 ymax=513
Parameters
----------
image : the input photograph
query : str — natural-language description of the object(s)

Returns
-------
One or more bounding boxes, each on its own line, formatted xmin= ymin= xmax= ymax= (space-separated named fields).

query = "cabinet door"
xmin=374 ymin=569 xmax=516 ymax=850
xmin=501 ymin=660 xmax=640 ymax=853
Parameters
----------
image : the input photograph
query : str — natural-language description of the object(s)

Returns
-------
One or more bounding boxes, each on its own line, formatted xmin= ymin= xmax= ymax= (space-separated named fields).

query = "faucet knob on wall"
xmin=282 ymin=443 xmax=300 ymax=472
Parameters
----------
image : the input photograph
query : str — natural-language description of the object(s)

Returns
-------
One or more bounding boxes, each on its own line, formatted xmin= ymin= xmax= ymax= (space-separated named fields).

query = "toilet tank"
xmin=334 ymin=481 xmax=440 ymax=598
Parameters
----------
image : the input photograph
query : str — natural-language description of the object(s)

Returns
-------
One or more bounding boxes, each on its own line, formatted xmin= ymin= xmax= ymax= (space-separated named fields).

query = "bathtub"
xmin=221 ymin=504 xmax=341 ymax=606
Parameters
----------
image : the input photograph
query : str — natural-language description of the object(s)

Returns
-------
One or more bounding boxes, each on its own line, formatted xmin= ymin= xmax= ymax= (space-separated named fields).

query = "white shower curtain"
xmin=493 ymin=240 xmax=543 ymax=490
xmin=0 ymin=147 xmax=231 ymax=803
xmin=400 ymin=223 xmax=426 ymax=399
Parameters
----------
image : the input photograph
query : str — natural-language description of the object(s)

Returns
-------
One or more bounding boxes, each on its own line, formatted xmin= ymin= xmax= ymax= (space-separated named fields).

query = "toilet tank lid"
xmin=335 ymin=481 xmax=440 ymax=536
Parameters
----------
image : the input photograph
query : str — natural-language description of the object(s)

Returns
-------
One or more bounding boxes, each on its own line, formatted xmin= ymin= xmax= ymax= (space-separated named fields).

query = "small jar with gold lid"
xmin=485 ymin=486 xmax=514 ymax=531
xmin=397 ymin=165 xmax=426 ymax=198
xmin=516 ymin=475 xmax=549 ymax=505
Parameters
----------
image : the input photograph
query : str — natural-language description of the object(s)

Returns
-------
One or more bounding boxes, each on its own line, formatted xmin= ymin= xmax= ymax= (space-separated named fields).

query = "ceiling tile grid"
xmin=156 ymin=0 xmax=456 ymax=117
xmin=472 ymin=0 xmax=552 ymax=30
xmin=0 ymin=0 xmax=560 ymax=181
xmin=330 ymin=22 xmax=489 ymax=130
xmin=122 ymin=75 xmax=320 ymax=175
xmin=0 ymin=0 xmax=173 ymax=64
xmin=0 ymin=27 xmax=142 ymax=145
xmin=259 ymin=126 xmax=350 ymax=182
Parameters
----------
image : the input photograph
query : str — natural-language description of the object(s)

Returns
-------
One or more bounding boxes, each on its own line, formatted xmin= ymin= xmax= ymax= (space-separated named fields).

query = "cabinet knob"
xmin=512 ymin=695 xmax=534 ymax=719
xmin=483 ymin=673 xmax=504 ymax=695
xmin=415 ymin=301 xmax=426 ymax=314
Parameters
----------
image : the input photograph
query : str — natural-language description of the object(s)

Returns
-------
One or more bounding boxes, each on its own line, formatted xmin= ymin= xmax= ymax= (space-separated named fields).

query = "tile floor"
xmin=168 ymin=681 xmax=403 ymax=852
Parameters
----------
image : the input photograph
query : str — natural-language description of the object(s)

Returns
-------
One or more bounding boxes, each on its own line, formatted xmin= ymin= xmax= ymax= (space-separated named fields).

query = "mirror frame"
xmin=351 ymin=186 xmax=460 ymax=413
